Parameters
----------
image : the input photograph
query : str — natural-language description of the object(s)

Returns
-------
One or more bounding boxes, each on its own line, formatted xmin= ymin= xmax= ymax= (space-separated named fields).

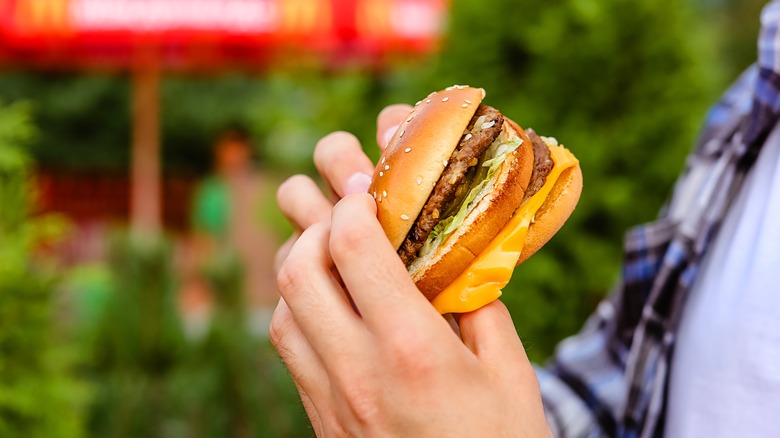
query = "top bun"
xmin=369 ymin=85 xmax=486 ymax=250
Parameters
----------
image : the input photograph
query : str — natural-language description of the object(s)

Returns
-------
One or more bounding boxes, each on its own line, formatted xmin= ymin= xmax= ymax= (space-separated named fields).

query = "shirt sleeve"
xmin=534 ymin=295 xmax=628 ymax=438
xmin=536 ymin=366 xmax=604 ymax=437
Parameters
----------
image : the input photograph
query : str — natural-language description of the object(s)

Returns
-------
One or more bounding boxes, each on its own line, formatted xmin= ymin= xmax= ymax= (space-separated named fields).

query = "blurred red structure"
xmin=0 ymin=0 xmax=447 ymax=236
xmin=0 ymin=0 xmax=446 ymax=71
xmin=36 ymin=169 xmax=197 ymax=230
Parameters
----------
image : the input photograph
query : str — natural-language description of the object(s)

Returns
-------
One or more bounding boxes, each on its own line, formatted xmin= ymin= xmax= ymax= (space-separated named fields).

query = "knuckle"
xmin=273 ymin=236 xmax=296 ymax=275
xmin=276 ymin=257 xmax=306 ymax=297
xmin=339 ymin=378 xmax=381 ymax=425
xmin=386 ymin=332 xmax=438 ymax=377
xmin=268 ymin=309 xmax=293 ymax=349
xmin=276 ymin=225 xmax=328 ymax=294
xmin=329 ymin=222 xmax=370 ymax=257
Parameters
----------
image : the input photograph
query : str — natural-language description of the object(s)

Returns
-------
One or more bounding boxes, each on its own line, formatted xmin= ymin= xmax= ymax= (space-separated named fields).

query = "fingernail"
xmin=345 ymin=172 xmax=372 ymax=195
xmin=382 ymin=125 xmax=400 ymax=149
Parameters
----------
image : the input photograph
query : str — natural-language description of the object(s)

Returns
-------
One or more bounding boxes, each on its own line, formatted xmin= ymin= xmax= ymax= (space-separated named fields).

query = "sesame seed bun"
xmin=369 ymin=85 xmax=486 ymax=250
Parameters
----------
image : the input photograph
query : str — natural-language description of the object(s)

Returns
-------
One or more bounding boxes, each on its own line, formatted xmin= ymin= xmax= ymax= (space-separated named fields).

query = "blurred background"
xmin=0 ymin=0 xmax=763 ymax=436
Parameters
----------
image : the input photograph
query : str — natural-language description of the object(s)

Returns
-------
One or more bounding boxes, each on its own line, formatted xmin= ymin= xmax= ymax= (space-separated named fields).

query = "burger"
xmin=368 ymin=85 xmax=582 ymax=314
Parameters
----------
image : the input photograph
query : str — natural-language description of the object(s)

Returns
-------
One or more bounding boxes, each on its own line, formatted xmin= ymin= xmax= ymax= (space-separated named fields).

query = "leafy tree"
xmin=0 ymin=101 xmax=86 ymax=437
xmin=423 ymin=0 xmax=726 ymax=360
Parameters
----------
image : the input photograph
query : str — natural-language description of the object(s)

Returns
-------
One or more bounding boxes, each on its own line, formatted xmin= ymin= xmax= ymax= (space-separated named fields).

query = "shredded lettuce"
xmin=418 ymin=132 xmax=523 ymax=258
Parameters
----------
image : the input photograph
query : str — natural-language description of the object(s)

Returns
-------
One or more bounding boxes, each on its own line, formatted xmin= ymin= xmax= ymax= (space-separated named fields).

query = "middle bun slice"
xmin=408 ymin=121 xmax=534 ymax=300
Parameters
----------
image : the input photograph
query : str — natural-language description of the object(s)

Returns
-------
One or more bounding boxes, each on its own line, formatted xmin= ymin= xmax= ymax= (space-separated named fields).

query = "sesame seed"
xmin=426 ymin=99 xmax=431 ymax=104
xmin=416 ymin=177 xmax=422 ymax=185
xmin=400 ymin=214 xmax=410 ymax=220
xmin=379 ymin=171 xmax=384 ymax=177
xmin=382 ymin=190 xmax=387 ymax=198
xmin=416 ymin=100 xmax=422 ymax=106
xmin=381 ymin=156 xmax=386 ymax=164
xmin=384 ymin=165 xmax=390 ymax=170
xmin=464 ymin=99 xmax=472 ymax=104
xmin=378 ymin=195 xmax=383 ymax=202
xmin=464 ymin=134 xmax=473 ymax=141
xmin=407 ymin=115 xmax=414 ymax=122
xmin=481 ymin=121 xmax=496 ymax=129
xmin=404 ymin=148 xmax=412 ymax=153
xmin=461 ymin=103 xmax=469 ymax=108
xmin=442 ymin=97 xmax=449 ymax=102
xmin=442 ymin=160 xmax=448 ymax=167
xmin=373 ymin=191 xmax=377 ymax=198
xmin=399 ymin=130 xmax=405 ymax=138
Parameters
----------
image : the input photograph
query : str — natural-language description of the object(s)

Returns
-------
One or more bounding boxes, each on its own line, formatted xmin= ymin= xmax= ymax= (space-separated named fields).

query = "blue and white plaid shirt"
xmin=536 ymin=2 xmax=780 ymax=437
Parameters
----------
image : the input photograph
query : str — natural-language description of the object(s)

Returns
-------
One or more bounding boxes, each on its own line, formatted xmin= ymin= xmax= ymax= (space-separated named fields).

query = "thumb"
xmin=457 ymin=300 xmax=533 ymax=374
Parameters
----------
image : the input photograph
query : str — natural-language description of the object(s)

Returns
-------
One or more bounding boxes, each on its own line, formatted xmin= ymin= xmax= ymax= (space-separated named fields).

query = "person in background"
xmin=187 ymin=127 xmax=279 ymax=334
xmin=269 ymin=2 xmax=780 ymax=436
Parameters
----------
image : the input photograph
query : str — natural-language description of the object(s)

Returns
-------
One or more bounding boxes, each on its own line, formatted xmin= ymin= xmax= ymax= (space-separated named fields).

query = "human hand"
xmin=270 ymin=193 xmax=552 ymax=437
xmin=274 ymin=104 xmax=414 ymax=273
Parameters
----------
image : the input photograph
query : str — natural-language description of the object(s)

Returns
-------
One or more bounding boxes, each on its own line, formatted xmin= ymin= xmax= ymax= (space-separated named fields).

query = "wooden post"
xmin=130 ymin=66 xmax=161 ymax=238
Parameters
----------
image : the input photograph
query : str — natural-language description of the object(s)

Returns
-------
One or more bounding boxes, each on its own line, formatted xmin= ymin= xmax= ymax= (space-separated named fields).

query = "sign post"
xmin=131 ymin=64 xmax=161 ymax=237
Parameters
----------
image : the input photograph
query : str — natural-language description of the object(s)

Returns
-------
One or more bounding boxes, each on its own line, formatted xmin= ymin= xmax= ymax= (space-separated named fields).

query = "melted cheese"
xmin=431 ymin=146 xmax=579 ymax=314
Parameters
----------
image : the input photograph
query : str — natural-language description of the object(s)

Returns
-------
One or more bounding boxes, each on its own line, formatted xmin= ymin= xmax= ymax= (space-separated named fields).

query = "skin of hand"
xmin=271 ymin=106 xmax=552 ymax=437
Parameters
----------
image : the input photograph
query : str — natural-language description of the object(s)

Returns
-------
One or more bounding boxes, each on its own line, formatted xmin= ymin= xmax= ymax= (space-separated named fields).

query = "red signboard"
xmin=0 ymin=0 xmax=446 ymax=70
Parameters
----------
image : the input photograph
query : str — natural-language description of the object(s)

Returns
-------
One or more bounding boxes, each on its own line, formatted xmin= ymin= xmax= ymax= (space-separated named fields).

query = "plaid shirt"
xmin=536 ymin=2 xmax=780 ymax=437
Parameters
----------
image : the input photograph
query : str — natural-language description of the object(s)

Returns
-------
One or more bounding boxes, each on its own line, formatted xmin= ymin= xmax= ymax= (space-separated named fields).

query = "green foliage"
xmin=86 ymin=235 xmax=185 ymax=436
xmin=0 ymin=75 xmax=130 ymax=170
xmin=0 ymin=101 xmax=86 ymax=438
xmin=177 ymin=253 xmax=310 ymax=438
xmin=427 ymin=0 xmax=725 ymax=361
xmin=85 ymin=239 xmax=309 ymax=438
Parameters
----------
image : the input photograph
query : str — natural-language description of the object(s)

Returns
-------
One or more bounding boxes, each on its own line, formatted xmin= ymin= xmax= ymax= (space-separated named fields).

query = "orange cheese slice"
xmin=431 ymin=145 xmax=579 ymax=314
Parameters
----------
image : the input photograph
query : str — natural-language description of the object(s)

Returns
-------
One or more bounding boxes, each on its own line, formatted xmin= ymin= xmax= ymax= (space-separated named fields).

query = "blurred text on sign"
xmin=0 ymin=0 xmax=447 ymax=70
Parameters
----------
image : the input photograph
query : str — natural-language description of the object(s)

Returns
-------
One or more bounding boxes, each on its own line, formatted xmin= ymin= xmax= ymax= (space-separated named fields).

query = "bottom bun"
xmin=412 ymin=147 xmax=582 ymax=302
xmin=516 ymin=163 xmax=582 ymax=265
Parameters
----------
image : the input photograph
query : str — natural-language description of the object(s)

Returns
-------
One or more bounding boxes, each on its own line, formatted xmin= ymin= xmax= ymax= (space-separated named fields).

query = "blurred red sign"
xmin=0 ymin=0 xmax=446 ymax=70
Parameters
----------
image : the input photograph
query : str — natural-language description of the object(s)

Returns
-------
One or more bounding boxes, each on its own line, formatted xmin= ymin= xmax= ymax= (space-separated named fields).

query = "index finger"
xmin=328 ymin=194 xmax=441 ymax=329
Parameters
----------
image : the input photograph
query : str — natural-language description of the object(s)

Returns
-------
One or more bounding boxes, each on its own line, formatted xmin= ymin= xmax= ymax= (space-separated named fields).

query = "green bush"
xmin=0 ymin=101 xmax=86 ymax=437
xmin=425 ymin=0 xmax=725 ymax=360
xmin=85 ymin=235 xmax=185 ymax=437
xmin=85 ymin=239 xmax=309 ymax=438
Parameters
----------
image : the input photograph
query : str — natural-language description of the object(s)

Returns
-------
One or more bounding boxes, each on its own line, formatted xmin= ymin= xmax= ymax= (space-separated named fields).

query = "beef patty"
xmin=522 ymin=129 xmax=554 ymax=202
xmin=398 ymin=105 xmax=503 ymax=265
